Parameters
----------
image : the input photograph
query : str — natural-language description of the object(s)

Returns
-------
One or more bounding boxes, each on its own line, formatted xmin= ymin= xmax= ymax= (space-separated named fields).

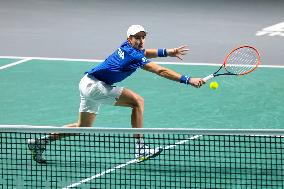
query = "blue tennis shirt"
xmin=85 ymin=41 xmax=150 ymax=85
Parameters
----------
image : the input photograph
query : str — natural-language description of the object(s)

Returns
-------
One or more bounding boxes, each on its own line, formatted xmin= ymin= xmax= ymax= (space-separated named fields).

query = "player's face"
xmin=128 ymin=31 xmax=146 ymax=50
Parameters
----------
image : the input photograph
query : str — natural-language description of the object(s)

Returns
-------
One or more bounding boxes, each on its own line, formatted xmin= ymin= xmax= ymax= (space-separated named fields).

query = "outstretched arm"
xmin=142 ymin=62 xmax=204 ymax=88
xmin=145 ymin=45 xmax=189 ymax=60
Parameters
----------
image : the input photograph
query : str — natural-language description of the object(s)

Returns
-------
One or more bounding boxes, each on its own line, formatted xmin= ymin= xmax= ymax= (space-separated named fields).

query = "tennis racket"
xmin=203 ymin=45 xmax=261 ymax=82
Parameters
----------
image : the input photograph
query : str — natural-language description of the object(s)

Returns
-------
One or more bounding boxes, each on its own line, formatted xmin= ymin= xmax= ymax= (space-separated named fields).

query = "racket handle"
xmin=203 ymin=74 xmax=214 ymax=82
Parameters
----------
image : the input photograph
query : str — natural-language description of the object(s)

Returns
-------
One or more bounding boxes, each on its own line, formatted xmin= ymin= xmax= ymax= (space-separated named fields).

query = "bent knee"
xmin=133 ymin=95 xmax=144 ymax=111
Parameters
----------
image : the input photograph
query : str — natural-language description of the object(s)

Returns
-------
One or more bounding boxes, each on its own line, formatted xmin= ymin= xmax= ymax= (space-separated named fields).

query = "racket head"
xmin=223 ymin=45 xmax=261 ymax=75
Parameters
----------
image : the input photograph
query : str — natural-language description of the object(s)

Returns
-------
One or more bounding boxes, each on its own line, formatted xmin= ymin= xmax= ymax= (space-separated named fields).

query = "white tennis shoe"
xmin=135 ymin=143 xmax=163 ymax=162
xmin=27 ymin=139 xmax=47 ymax=163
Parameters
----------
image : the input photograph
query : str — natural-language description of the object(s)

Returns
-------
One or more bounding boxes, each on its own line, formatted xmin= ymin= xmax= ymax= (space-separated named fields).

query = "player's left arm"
xmin=144 ymin=45 xmax=189 ymax=60
xmin=142 ymin=62 xmax=204 ymax=88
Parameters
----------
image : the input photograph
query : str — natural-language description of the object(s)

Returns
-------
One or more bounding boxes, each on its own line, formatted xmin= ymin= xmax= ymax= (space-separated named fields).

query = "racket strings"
xmin=225 ymin=47 xmax=259 ymax=75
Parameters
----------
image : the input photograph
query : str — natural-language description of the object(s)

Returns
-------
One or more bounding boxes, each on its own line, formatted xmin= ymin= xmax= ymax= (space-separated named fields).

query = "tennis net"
xmin=0 ymin=126 xmax=283 ymax=188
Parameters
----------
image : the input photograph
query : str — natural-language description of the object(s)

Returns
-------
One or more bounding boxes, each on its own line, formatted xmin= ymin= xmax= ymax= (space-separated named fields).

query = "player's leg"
xmin=27 ymin=75 xmax=99 ymax=163
xmin=64 ymin=112 xmax=96 ymax=128
xmin=44 ymin=112 xmax=96 ymax=140
xmin=27 ymin=112 xmax=96 ymax=163
xmin=115 ymin=88 xmax=162 ymax=160
xmin=115 ymin=88 xmax=144 ymax=130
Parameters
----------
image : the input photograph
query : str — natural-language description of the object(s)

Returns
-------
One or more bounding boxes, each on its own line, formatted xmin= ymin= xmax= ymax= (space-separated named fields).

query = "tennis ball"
xmin=210 ymin=81 xmax=219 ymax=90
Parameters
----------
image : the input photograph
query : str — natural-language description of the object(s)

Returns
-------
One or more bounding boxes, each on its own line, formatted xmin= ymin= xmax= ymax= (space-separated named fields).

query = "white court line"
xmin=0 ymin=58 xmax=32 ymax=70
xmin=62 ymin=135 xmax=202 ymax=189
xmin=0 ymin=55 xmax=283 ymax=68
xmin=0 ymin=124 xmax=39 ymax=127
xmin=0 ymin=56 xmax=103 ymax=63
xmin=0 ymin=55 xmax=219 ymax=66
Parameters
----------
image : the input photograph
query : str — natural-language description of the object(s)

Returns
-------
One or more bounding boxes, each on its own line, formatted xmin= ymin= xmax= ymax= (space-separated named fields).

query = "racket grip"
xmin=202 ymin=74 xmax=214 ymax=82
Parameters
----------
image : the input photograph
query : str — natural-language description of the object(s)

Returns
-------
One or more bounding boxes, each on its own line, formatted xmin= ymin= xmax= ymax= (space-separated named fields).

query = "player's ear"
xmin=127 ymin=36 xmax=133 ymax=42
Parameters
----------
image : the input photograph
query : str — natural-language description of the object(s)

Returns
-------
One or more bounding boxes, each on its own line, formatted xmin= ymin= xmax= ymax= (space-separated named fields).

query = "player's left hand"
xmin=168 ymin=45 xmax=189 ymax=60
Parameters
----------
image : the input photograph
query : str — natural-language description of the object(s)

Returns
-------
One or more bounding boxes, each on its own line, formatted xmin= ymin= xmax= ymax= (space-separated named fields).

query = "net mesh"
xmin=0 ymin=127 xmax=283 ymax=189
xmin=225 ymin=46 xmax=260 ymax=75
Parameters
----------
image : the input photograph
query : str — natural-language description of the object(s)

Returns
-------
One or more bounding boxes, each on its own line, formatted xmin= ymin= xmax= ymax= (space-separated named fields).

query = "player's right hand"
xmin=189 ymin=78 xmax=205 ymax=88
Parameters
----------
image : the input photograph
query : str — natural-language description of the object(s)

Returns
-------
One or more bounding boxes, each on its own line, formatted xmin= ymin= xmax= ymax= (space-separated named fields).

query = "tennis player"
xmin=27 ymin=25 xmax=205 ymax=163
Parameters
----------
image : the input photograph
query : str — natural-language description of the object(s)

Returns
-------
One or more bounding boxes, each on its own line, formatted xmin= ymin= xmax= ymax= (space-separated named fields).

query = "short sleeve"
xmin=130 ymin=50 xmax=150 ymax=67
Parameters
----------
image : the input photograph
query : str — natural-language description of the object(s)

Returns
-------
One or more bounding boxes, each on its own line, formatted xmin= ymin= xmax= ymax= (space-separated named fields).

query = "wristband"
xmin=158 ymin=48 xmax=167 ymax=57
xmin=180 ymin=75 xmax=190 ymax=84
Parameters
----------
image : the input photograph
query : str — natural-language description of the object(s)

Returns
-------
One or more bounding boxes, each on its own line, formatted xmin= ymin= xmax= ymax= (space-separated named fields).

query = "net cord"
xmin=0 ymin=125 xmax=283 ymax=136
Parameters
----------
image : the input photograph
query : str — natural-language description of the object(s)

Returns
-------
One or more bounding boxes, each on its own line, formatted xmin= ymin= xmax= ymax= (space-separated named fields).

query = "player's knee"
xmin=134 ymin=96 xmax=144 ymax=110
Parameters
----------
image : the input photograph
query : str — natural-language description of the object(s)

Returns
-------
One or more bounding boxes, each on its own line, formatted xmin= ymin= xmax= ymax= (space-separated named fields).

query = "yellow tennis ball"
xmin=210 ymin=81 xmax=219 ymax=90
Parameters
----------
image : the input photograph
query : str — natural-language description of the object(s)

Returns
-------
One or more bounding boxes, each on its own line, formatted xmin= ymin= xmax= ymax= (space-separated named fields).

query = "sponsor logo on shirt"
xmin=142 ymin=57 xmax=147 ymax=62
xmin=118 ymin=48 xmax=124 ymax=59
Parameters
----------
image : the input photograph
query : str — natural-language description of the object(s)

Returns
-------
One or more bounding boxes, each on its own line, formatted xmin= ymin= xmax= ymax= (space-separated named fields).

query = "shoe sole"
xmin=137 ymin=148 xmax=163 ymax=162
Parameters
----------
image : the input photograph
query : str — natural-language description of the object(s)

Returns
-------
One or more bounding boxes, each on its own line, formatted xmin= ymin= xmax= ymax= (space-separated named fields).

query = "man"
xmin=27 ymin=25 xmax=205 ymax=163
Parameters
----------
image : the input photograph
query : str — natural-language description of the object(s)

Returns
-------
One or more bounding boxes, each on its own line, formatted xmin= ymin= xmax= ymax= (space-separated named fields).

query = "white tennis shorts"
xmin=79 ymin=74 xmax=123 ymax=114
